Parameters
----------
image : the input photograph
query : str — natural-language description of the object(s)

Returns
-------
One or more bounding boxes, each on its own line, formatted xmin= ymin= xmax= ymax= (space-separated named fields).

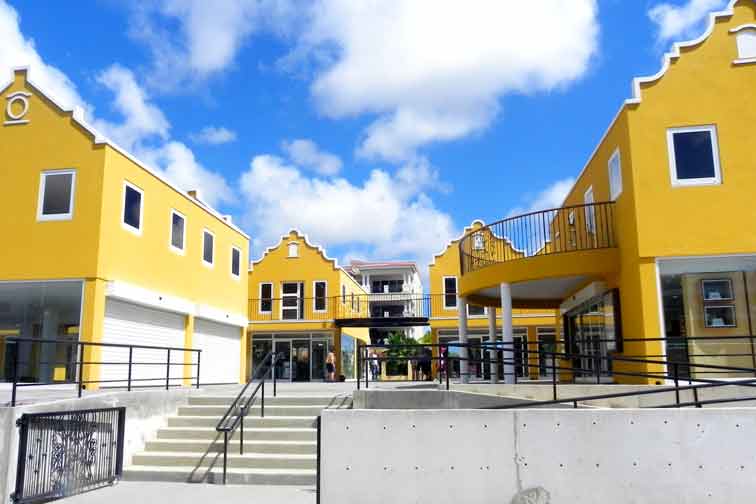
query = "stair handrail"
xmin=215 ymin=350 xmax=280 ymax=484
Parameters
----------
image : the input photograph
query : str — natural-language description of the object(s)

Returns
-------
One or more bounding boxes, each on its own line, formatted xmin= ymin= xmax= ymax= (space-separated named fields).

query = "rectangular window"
xmin=667 ymin=125 xmax=721 ymax=186
xmin=122 ymin=182 xmax=143 ymax=234
xmin=259 ymin=283 xmax=273 ymax=313
xmin=704 ymin=305 xmax=736 ymax=328
xmin=314 ymin=281 xmax=327 ymax=312
xmin=467 ymin=304 xmax=486 ymax=316
xmin=202 ymin=230 xmax=214 ymax=266
xmin=38 ymin=170 xmax=75 ymax=221
xmin=584 ymin=186 xmax=595 ymax=234
xmin=342 ymin=285 xmax=347 ymax=305
xmin=231 ymin=247 xmax=241 ymax=278
xmin=608 ymin=148 xmax=622 ymax=200
xmin=444 ymin=277 xmax=458 ymax=309
xmin=282 ymin=282 xmax=303 ymax=320
xmin=170 ymin=210 xmax=185 ymax=253
xmin=702 ymin=279 xmax=734 ymax=301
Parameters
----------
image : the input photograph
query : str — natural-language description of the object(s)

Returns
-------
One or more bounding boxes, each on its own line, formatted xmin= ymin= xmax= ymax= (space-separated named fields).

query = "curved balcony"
xmin=458 ymin=202 xmax=619 ymax=305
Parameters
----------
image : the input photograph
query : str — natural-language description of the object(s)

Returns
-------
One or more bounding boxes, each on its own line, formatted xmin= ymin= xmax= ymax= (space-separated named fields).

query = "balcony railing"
xmin=249 ymin=294 xmax=454 ymax=323
xmin=459 ymin=201 xmax=616 ymax=275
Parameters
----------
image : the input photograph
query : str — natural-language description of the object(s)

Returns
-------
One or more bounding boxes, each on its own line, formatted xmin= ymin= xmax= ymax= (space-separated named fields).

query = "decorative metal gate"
xmin=12 ymin=407 xmax=126 ymax=504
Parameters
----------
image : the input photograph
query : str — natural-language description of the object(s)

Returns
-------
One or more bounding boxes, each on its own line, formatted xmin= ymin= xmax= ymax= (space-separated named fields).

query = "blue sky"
xmin=0 ymin=0 xmax=731 ymax=271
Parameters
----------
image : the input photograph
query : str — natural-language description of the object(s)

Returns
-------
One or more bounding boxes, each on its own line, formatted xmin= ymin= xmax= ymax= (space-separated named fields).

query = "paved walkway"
xmin=60 ymin=482 xmax=316 ymax=504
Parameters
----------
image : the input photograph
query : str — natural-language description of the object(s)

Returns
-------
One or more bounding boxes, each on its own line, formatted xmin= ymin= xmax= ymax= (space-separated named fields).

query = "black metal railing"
xmin=459 ymin=201 xmax=616 ymax=275
xmin=12 ymin=407 xmax=126 ymax=504
xmin=356 ymin=340 xmax=756 ymax=409
xmin=6 ymin=338 xmax=202 ymax=407
xmin=215 ymin=350 xmax=279 ymax=484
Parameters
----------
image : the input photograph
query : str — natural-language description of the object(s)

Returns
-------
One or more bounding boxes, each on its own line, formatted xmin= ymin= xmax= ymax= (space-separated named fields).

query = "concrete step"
xmin=156 ymin=427 xmax=317 ymax=441
xmin=131 ymin=451 xmax=316 ymax=470
xmin=189 ymin=395 xmax=351 ymax=407
xmin=167 ymin=415 xmax=317 ymax=428
xmin=122 ymin=465 xmax=315 ymax=485
xmin=145 ymin=439 xmax=317 ymax=454
xmin=177 ymin=405 xmax=327 ymax=417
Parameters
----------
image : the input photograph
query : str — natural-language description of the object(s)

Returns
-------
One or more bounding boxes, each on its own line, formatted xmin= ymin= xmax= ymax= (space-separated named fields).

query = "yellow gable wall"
xmin=0 ymin=71 xmax=105 ymax=280
xmin=98 ymin=146 xmax=248 ymax=315
xmin=629 ymin=1 xmax=756 ymax=258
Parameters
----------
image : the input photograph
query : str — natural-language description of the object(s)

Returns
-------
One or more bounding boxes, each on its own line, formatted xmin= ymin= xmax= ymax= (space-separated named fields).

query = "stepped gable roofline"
xmin=0 ymin=67 xmax=249 ymax=240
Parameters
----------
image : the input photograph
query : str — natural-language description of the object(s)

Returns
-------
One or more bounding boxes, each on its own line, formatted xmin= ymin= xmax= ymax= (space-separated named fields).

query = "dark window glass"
xmin=468 ymin=304 xmax=485 ymax=316
xmin=42 ymin=173 xmax=73 ymax=215
xmin=171 ymin=213 xmax=184 ymax=250
xmin=231 ymin=248 xmax=241 ymax=276
xmin=672 ymin=130 xmax=716 ymax=180
xmin=315 ymin=282 xmax=327 ymax=311
xmin=203 ymin=231 xmax=214 ymax=263
xmin=444 ymin=277 xmax=457 ymax=308
xmin=282 ymin=283 xmax=299 ymax=295
xmin=260 ymin=284 xmax=272 ymax=312
xmin=123 ymin=185 xmax=142 ymax=229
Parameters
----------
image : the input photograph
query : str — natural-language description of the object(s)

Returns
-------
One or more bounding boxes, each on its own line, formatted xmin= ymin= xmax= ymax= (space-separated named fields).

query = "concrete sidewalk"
xmin=60 ymin=482 xmax=316 ymax=504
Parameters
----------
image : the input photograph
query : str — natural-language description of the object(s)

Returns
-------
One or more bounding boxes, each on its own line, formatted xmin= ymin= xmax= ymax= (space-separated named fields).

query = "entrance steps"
xmin=123 ymin=393 xmax=350 ymax=485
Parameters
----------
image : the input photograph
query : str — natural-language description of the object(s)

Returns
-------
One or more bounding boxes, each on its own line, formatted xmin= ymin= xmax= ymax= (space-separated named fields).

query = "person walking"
xmin=370 ymin=351 xmax=380 ymax=381
xmin=325 ymin=352 xmax=336 ymax=382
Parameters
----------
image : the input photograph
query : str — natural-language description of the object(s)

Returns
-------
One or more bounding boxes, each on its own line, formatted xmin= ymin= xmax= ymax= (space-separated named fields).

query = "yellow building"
xmin=457 ymin=0 xmax=756 ymax=383
xmin=429 ymin=221 xmax=558 ymax=381
xmin=247 ymin=230 xmax=370 ymax=381
xmin=0 ymin=68 xmax=249 ymax=387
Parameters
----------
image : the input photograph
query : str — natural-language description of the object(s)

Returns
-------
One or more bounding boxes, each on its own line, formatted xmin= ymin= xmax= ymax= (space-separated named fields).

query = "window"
xmin=667 ymin=126 xmax=721 ymax=186
xmin=702 ymin=279 xmax=734 ymax=301
xmin=584 ymin=186 xmax=595 ymax=234
xmin=282 ymin=282 xmax=303 ymax=320
xmin=342 ymin=285 xmax=347 ymax=305
xmin=202 ymin=230 xmax=214 ymax=266
xmin=38 ymin=170 xmax=75 ymax=221
xmin=170 ymin=210 xmax=185 ymax=253
xmin=288 ymin=242 xmax=299 ymax=257
xmin=122 ymin=182 xmax=143 ymax=234
xmin=443 ymin=277 xmax=458 ymax=309
xmin=259 ymin=283 xmax=273 ymax=313
xmin=467 ymin=304 xmax=486 ymax=316
xmin=314 ymin=281 xmax=327 ymax=312
xmin=733 ymin=26 xmax=756 ymax=62
xmin=472 ymin=233 xmax=485 ymax=251
xmin=608 ymin=148 xmax=622 ymax=200
xmin=231 ymin=247 xmax=241 ymax=278
xmin=704 ymin=305 xmax=736 ymax=328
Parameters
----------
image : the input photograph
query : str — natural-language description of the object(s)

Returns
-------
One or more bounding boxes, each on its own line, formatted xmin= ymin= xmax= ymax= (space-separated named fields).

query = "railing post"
xmin=673 ymin=362 xmax=680 ymax=407
xmin=78 ymin=343 xmax=85 ymax=398
xmin=445 ymin=351 xmax=450 ymax=391
xmin=357 ymin=344 xmax=361 ymax=391
xmin=261 ymin=380 xmax=265 ymax=418
xmin=240 ymin=407 xmax=244 ymax=455
xmin=127 ymin=347 xmax=133 ymax=392
xmin=165 ymin=348 xmax=171 ymax=390
xmin=273 ymin=356 xmax=277 ymax=397
xmin=12 ymin=342 xmax=19 ymax=407
xmin=595 ymin=353 xmax=601 ymax=385
xmin=551 ymin=354 xmax=557 ymax=402
xmin=365 ymin=347 xmax=369 ymax=390
xmin=196 ymin=351 xmax=201 ymax=389
xmin=223 ymin=431 xmax=228 ymax=485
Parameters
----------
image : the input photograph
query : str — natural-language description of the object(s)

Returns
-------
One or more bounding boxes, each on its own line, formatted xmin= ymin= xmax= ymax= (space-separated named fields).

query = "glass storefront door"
xmin=273 ymin=341 xmax=292 ymax=381
xmin=311 ymin=340 xmax=327 ymax=380
xmin=292 ymin=340 xmax=310 ymax=382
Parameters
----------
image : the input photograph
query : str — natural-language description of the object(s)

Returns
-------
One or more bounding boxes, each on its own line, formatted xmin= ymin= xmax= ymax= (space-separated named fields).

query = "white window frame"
xmin=281 ymin=281 xmax=303 ymax=320
xmin=37 ymin=169 xmax=76 ymax=222
xmin=467 ymin=304 xmax=487 ymax=317
xmin=732 ymin=25 xmax=756 ymax=64
xmin=583 ymin=186 xmax=595 ymax=234
xmin=472 ymin=233 xmax=485 ymax=251
xmin=287 ymin=242 xmax=299 ymax=258
xmin=342 ymin=285 xmax=347 ymax=305
xmin=443 ymin=276 xmax=458 ymax=309
xmin=313 ymin=280 xmax=328 ymax=313
xmin=202 ymin=229 xmax=215 ymax=267
xmin=259 ymin=282 xmax=273 ymax=314
xmin=169 ymin=209 xmax=186 ymax=255
xmin=230 ymin=246 xmax=242 ymax=280
xmin=121 ymin=181 xmax=144 ymax=236
xmin=607 ymin=148 xmax=622 ymax=200
xmin=666 ymin=125 xmax=722 ymax=187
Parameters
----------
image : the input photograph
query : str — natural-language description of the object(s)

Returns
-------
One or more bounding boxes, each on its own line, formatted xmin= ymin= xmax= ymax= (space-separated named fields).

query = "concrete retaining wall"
xmin=321 ymin=408 xmax=756 ymax=503
xmin=353 ymin=390 xmax=546 ymax=409
xmin=0 ymin=388 xmax=193 ymax=503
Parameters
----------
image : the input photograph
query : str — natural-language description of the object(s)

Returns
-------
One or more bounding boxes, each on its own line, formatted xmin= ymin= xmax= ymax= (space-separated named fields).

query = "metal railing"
xmin=459 ymin=201 xmax=616 ymax=275
xmin=215 ymin=350 xmax=279 ymax=485
xmin=12 ymin=407 xmax=126 ymax=504
xmin=6 ymin=338 xmax=202 ymax=407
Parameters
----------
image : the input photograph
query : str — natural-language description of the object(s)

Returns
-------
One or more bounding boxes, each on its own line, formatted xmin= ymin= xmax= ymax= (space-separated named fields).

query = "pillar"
xmin=458 ymin=296 xmax=469 ymax=383
xmin=500 ymin=283 xmax=515 ymax=384
xmin=488 ymin=308 xmax=498 ymax=384
xmin=239 ymin=326 xmax=248 ymax=384
xmin=80 ymin=278 xmax=107 ymax=390
xmin=183 ymin=314 xmax=194 ymax=386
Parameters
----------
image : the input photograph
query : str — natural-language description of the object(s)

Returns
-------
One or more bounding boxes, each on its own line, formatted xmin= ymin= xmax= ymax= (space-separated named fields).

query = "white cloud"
xmin=240 ymin=154 xmax=455 ymax=264
xmin=190 ymin=126 xmax=238 ymax=145
xmin=507 ymin=178 xmax=576 ymax=217
xmin=283 ymin=1 xmax=599 ymax=161
xmin=0 ymin=0 xmax=90 ymax=114
xmin=281 ymin=138 xmax=343 ymax=175
xmin=648 ymin=0 xmax=728 ymax=42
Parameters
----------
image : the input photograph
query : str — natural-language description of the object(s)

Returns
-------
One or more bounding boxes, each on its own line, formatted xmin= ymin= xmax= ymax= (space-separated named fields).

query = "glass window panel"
xmin=282 ymin=283 xmax=299 ymax=295
xmin=42 ymin=173 xmax=73 ymax=215
xmin=123 ymin=185 xmax=142 ymax=229
xmin=704 ymin=306 xmax=736 ymax=328
xmin=203 ymin=232 xmax=214 ymax=264
xmin=232 ymin=248 xmax=241 ymax=276
xmin=672 ymin=131 xmax=716 ymax=180
xmin=171 ymin=212 xmax=184 ymax=250
xmin=702 ymin=279 xmax=733 ymax=301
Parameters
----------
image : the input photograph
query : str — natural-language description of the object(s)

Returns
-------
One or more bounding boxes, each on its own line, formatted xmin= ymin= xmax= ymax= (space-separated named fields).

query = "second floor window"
xmin=314 ymin=281 xmax=327 ymax=311
xmin=203 ymin=230 xmax=214 ymax=266
xmin=38 ymin=170 xmax=76 ymax=221
xmin=259 ymin=283 xmax=273 ymax=313
xmin=122 ymin=182 xmax=143 ymax=234
xmin=444 ymin=277 xmax=457 ymax=309
xmin=667 ymin=125 xmax=721 ymax=186
xmin=608 ymin=148 xmax=622 ymax=200
xmin=231 ymin=247 xmax=241 ymax=278
xmin=282 ymin=282 xmax=303 ymax=319
xmin=170 ymin=211 xmax=185 ymax=252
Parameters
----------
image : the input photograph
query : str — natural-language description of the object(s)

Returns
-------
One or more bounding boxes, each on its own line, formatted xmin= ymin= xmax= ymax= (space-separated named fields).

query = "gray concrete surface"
xmin=321 ymin=407 xmax=756 ymax=504
xmin=353 ymin=389 xmax=551 ymax=409
xmin=59 ymin=481 xmax=315 ymax=504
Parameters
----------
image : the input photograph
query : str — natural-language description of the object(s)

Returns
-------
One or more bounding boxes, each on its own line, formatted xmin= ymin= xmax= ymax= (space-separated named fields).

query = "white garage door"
xmin=101 ymin=299 xmax=186 ymax=387
xmin=194 ymin=319 xmax=241 ymax=385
